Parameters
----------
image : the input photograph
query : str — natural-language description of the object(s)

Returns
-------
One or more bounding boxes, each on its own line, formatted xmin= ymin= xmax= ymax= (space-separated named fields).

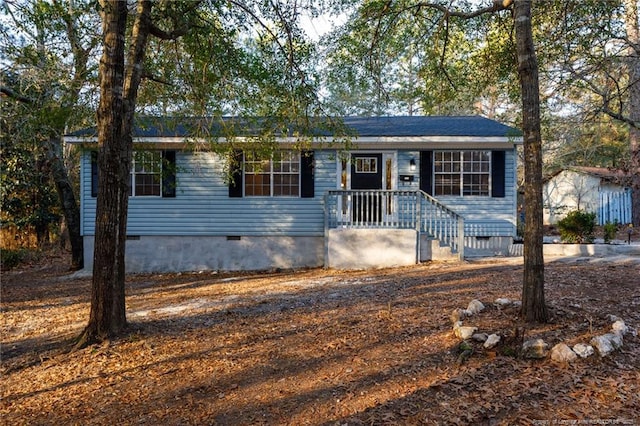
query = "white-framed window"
xmin=355 ymin=157 xmax=378 ymax=173
xmin=244 ymin=150 xmax=300 ymax=197
xmin=131 ymin=151 xmax=162 ymax=196
xmin=434 ymin=151 xmax=490 ymax=196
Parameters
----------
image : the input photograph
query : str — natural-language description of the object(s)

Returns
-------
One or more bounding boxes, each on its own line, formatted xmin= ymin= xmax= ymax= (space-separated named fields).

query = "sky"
xmin=300 ymin=12 xmax=346 ymax=42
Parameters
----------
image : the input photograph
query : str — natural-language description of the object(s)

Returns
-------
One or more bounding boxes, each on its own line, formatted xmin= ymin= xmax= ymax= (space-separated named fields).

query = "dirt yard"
xmin=1 ymin=253 xmax=639 ymax=425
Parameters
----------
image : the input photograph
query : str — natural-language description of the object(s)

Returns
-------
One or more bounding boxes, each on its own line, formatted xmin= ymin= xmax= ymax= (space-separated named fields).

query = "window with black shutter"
xmin=491 ymin=150 xmax=506 ymax=198
xmin=91 ymin=150 xmax=177 ymax=198
xmin=229 ymin=150 xmax=313 ymax=198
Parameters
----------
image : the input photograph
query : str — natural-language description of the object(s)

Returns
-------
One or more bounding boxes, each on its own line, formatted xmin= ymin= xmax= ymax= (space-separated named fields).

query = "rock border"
xmin=450 ymin=298 xmax=637 ymax=363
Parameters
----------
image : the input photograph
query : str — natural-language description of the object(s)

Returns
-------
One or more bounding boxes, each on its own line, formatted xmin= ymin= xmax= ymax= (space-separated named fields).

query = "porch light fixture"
xmin=409 ymin=158 xmax=416 ymax=171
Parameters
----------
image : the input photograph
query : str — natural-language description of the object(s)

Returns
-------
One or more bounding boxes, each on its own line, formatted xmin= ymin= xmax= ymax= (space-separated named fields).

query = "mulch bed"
xmin=1 ymin=254 xmax=639 ymax=425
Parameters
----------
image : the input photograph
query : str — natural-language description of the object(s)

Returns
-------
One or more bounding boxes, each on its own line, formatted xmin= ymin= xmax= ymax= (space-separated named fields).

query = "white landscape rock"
xmin=450 ymin=308 xmax=467 ymax=325
xmin=611 ymin=320 xmax=628 ymax=335
xmin=572 ymin=343 xmax=595 ymax=358
xmin=590 ymin=333 xmax=623 ymax=357
xmin=466 ymin=299 xmax=485 ymax=315
xmin=550 ymin=343 xmax=578 ymax=363
xmin=483 ymin=334 xmax=501 ymax=349
xmin=522 ymin=339 xmax=549 ymax=359
xmin=495 ymin=298 xmax=511 ymax=306
xmin=453 ymin=321 xmax=478 ymax=340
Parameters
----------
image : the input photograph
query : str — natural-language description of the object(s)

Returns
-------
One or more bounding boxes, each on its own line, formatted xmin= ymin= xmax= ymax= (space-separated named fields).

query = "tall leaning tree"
xmin=78 ymin=0 xmax=158 ymax=345
xmin=1 ymin=0 xmax=100 ymax=269
xmin=328 ymin=0 xmax=547 ymax=321
xmin=623 ymin=0 xmax=640 ymax=226
xmin=78 ymin=0 xmax=328 ymax=345
xmin=511 ymin=0 xmax=546 ymax=321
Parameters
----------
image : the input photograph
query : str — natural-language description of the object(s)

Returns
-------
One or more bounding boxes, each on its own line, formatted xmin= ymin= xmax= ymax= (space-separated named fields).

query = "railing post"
xmin=324 ymin=192 xmax=330 ymax=267
xmin=458 ymin=217 xmax=465 ymax=260
xmin=415 ymin=191 xmax=421 ymax=263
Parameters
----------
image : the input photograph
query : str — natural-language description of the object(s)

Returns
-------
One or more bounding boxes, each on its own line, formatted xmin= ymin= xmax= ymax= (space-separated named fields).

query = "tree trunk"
xmin=46 ymin=136 xmax=84 ymax=270
xmin=77 ymin=0 xmax=129 ymax=347
xmin=514 ymin=0 xmax=547 ymax=322
xmin=35 ymin=222 xmax=49 ymax=246
xmin=624 ymin=0 xmax=640 ymax=227
xmin=77 ymin=0 xmax=154 ymax=347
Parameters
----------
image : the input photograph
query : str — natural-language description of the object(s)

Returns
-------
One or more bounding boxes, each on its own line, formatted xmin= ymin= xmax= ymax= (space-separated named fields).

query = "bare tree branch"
xmin=142 ymin=69 xmax=172 ymax=86
xmin=1 ymin=86 xmax=33 ymax=104
xmin=413 ymin=0 xmax=513 ymax=19
xmin=600 ymin=106 xmax=640 ymax=130
xmin=148 ymin=1 xmax=204 ymax=40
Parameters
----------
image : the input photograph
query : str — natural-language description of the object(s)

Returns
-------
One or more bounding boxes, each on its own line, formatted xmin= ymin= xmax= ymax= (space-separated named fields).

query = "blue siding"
xmin=82 ymin=150 xmax=335 ymax=237
xmin=81 ymin=148 xmax=517 ymax=238
xmin=412 ymin=149 xmax=517 ymax=237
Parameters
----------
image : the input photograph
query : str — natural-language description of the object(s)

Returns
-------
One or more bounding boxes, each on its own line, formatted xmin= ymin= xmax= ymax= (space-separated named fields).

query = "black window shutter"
xmin=491 ymin=150 xmax=506 ymax=198
xmin=300 ymin=150 xmax=314 ymax=198
xmin=162 ymin=150 xmax=177 ymax=198
xmin=228 ymin=149 xmax=243 ymax=198
xmin=419 ymin=151 xmax=433 ymax=195
xmin=91 ymin=151 xmax=98 ymax=197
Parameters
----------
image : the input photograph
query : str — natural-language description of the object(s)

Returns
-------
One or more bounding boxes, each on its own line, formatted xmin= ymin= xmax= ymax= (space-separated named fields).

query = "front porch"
xmin=324 ymin=190 xmax=464 ymax=268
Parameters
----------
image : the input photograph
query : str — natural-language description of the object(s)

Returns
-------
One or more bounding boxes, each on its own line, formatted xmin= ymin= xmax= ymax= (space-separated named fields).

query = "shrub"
xmin=603 ymin=221 xmax=618 ymax=244
xmin=0 ymin=248 xmax=28 ymax=269
xmin=557 ymin=210 xmax=596 ymax=243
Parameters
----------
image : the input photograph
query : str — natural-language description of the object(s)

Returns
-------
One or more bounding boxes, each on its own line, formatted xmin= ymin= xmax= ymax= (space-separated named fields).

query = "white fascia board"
xmin=65 ymin=136 xmax=200 ymax=144
xmin=345 ymin=136 xmax=522 ymax=144
xmin=65 ymin=135 xmax=523 ymax=149
xmin=64 ymin=136 xmax=95 ymax=144
xmin=316 ymin=136 xmax=522 ymax=150
xmin=278 ymin=135 xmax=522 ymax=147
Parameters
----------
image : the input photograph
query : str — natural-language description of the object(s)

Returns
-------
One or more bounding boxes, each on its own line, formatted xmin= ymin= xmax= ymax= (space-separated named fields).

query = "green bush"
xmin=557 ymin=210 xmax=596 ymax=243
xmin=0 ymin=248 xmax=28 ymax=269
xmin=603 ymin=221 xmax=618 ymax=243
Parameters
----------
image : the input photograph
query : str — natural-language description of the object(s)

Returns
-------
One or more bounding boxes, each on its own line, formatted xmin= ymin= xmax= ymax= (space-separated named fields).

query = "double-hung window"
xmin=91 ymin=150 xmax=176 ymax=198
xmin=131 ymin=151 xmax=162 ymax=196
xmin=434 ymin=151 xmax=491 ymax=196
xmin=244 ymin=150 xmax=300 ymax=197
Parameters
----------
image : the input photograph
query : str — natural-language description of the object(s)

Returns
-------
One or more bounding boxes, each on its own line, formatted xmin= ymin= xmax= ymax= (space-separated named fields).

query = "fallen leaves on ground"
xmin=1 ymin=254 xmax=639 ymax=425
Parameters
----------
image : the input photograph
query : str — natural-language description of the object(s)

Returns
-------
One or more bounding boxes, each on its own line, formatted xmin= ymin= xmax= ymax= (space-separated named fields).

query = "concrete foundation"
xmin=326 ymin=228 xmax=418 ymax=269
xmin=81 ymin=232 xmax=528 ymax=274
xmin=82 ymin=235 xmax=324 ymax=273
xmin=543 ymin=243 xmax=640 ymax=257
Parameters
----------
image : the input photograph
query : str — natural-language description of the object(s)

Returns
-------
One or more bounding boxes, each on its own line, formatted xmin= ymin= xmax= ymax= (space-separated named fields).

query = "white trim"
xmin=65 ymin=135 xmax=522 ymax=147
xmin=336 ymin=150 xmax=398 ymax=190
xmin=334 ymin=151 xmax=398 ymax=223
xmin=383 ymin=152 xmax=397 ymax=191
xmin=337 ymin=136 xmax=521 ymax=144
xmin=80 ymin=152 xmax=86 ymax=236
xmin=354 ymin=156 xmax=379 ymax=174
xmin=243 ymin=150 xmax=302 ymax=198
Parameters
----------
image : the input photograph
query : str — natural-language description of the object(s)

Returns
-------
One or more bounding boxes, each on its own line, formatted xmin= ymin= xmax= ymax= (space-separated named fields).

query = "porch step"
xmin=420 ymin=237 xmax=458 ymax=261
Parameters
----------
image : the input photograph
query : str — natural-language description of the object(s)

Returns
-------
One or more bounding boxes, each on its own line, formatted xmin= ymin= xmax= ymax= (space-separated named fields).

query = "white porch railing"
xmin=418 ymin=190 xmax=465 ymax=257
xmin=324 ymin=189 xmax=464 ymax=258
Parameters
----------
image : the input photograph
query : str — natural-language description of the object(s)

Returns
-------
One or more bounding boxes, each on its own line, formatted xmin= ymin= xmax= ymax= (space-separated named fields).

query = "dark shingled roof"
xmin=68 ymin=115 xmax=521 ymax=139
xmin=340 ymin=116 xmax=520 ymax=137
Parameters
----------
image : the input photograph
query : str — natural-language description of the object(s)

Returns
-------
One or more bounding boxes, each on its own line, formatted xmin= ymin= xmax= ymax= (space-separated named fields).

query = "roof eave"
xmin=65 ymin=134 xmax=522 ymax=149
